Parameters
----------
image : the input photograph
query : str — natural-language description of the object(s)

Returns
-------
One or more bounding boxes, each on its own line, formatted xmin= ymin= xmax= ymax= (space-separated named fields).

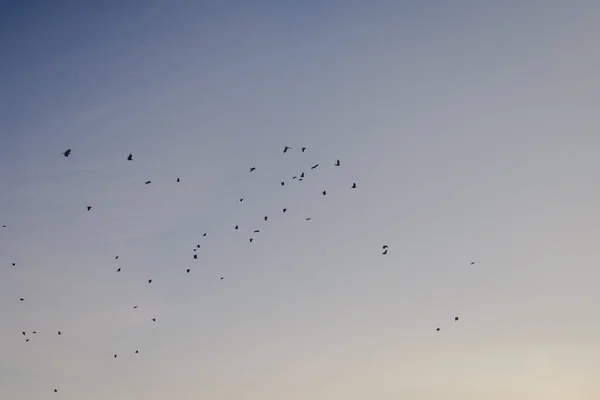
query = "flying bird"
xmin=322 ymin=190 xmax=326 ymax=195
xmin=62 ymin=149 xmax=71 ymax=157
xmin=145 ymin=181 xmax=151 ymax=185
xmin=115 ymin=256 xmax=119 ymax=260
xmin=176 ymin=177 xmax=180 ymax=182
xmin=220 ymin=277 xmax=224 ymax=280
xmin=283 ymin=146 xmax=291 ymax=153
xmin=127 ymin=153 xmax=133 ymax=161
xmin=250 ymin=167 xmax=256 ymax=172
xmin=306 ymin=218 xmax=311 ymax=221
xmin=2 ymin=225 xmax=6 ymax=228
xmin=382 ymin=249 xmax=388 ymax=255
xmin=57 ymin=331 xmax=61 ymax=335
xmin=197 ymin=244 xmax=200 ymax=248
xmin=301 ymin=147 xmax=306 ymax=152
xmin=436 ymin=327 xmax=440 ymax=332
xmin=335 ymin=159 xmax=340 ymax=166
xmin=54 ymin=389 xmax=58 ymax=393
xmin=87 ymin=206 xmax=92 ymax=211
xmin=148 ymin=279 xmax=152 ymax=284
xmin=292 ymin=176 xmax=297 ymax=180
xmin=135 ymin=350 xmax=139 ymax=354
xmin=114 ymin=354 xmax=118 ymax=359
xmin=470 ymin=261 xmax=475 ymax=265
xmin=455 ymin=316 xmax=459 ymax=321
xmin=310 ymin=164 xmax=319 ymax=169
xmin=186 ymin=269 xmax=191 ymax=273
xmin=22 ymin=332 xmax=26 ymax=336
xmin=264 ymin=216 xmax=268 ymax=221
xmin=240 ymin=198 xmax=244 ymax=202
xmin=19 ymin=298 xmax=24 ymax=301
xmin=193 ymin=254 xmax=197 ymax=260
xmin=249 ymin=238 xmax=254 ymax=243
xmin=300 ymin=172 xmax=305 ymax=178
xmin=133 ymin=306 xmax=138 ymax=309
xmin=12 ymin=263 xmax=15 ymax=266
xmin=116 ymin=268 xmax=121 ymax=272
xmin=283 ymin=208 xmax=287 ymax=213
xmin=235 ymin=225 xmax=239 ymax=230
xmin=254 ymin=230 xmax=260 ymax=233
xmin=152 ymin=318 xmax=156 ymax=322
xmin=351 ymin=182 xmax=357 ymax=189
xmin=281 ymin=181 xmax=285 ymax=186
xmin=382 ymin=245 xmax=388 ymax=249
xmin=203 ymin=233 xmax=207 ymax=236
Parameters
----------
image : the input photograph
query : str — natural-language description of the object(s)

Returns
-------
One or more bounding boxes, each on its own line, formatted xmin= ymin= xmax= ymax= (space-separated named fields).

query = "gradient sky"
xmin=1 ymin=1 xmax=600 ymax=399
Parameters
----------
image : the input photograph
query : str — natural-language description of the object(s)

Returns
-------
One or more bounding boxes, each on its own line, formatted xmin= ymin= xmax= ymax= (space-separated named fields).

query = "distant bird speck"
xmin=193 ymin=254 xmax=197 ymax=260
xmin=152 ymin=318 xmax=156 ymax=322
xmin=283 ymin=146 xmax=291 ymax=153
xmin=127 ymin=153 xmax=133 ymax=161
xmin=19 ymin=298 xmax=24 ymax=301
xmin=62 ymin=149 xmax=71 ymax=157
xmin=57 ymin=331 xmax=61 ymax=335
xmin=335 ymin=159 xmax=340 ymax=166
xmin=203 ymin=233 xmax=207 ymax=236
xmin=254 ymin=230 xmax=260 ymax=233
xmin=186 ymin=269 xmax=191 ymax=273
xmin=145 ymin=181 xmax=151 ymax=185
xmin=220 ymin=277 xmax=224 ymax=280
xmin=322 ymin=190 xmax=326 ymax=195
xmin=115 ymin=256 xmax=119 ymax=260
xmin=281 ymin=181 xmax=284 ymax=186
xmin=306 ymin=218 xmax=311 ymax=221
xmin=351 ymin=182 xmax=357 ymax=189
xmin=249 ymin=238 xmax=253 ymax=243
xmin=239 ymin=198 xmax=244 ymax=202
xmin=176 ymin=177 xmax=180 ymax=182
xmin=87 ymin=206 xmax=92 ymax=211
xmin=283 ymin=208 xmax=287 ymax=213
xmin=310 ymin=164 xmax=319 ymax=169
xmin=148 ymin=279 xmax=152 ymax=284
xmin=235 ymin=225 xmax=239 ymax=230
xmin=250 ymin=167 xmax=256 ymax=172
xmin=470 ymin=261 xmax=475 ymax=265
xmin=117 ymin=268 xmax=121 ymax=272
xmin=264 ymin=216 xmax=268 ymax=221
xmin=302 ymin=147 xmax=306 ymax=152
xmin=382 ymin=249 xmax=388 ymax=255
xmin=455 ymin=316 xmax=459 ymax=321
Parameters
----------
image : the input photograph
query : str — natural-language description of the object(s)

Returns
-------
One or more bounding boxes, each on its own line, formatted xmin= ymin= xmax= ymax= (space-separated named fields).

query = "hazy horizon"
xmin=1 ymin=1 xmax=600 ymax=399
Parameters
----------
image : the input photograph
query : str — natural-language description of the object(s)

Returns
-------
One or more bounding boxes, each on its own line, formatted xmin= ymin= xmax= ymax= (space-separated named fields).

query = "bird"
xmin=114 ymin=354 xmax=118 ymax=359
xmin=264 ymin=216 xmax=268 ymax=221
xmin=436 ymin=327 xmax=440 ymax=332
xmin=197 ymin=244 xmax=200 ymax=248
xmin=306 ymin=218 xmax=311 ymax=221
xmin=193 ymin=254 xmax=197 ymax=260
xmin=283 ymin=208 xmax=287 ymax=213
xmin=127 ymin=153 xmax=133 ymax=161
xmin=351 ymin=182 xmax=357 ymax=189
xmin=57 ymin=331 xmax=61 ymax=335
xmin=203 ymin=232 xmax=207 ymax=236
xmin=32 ymin=331 xmax=36 ymax=334
xmin=148 ymin=279 xmax=152 ymax=284
xmin=186 ymin=269 xmax=191 ymax=273
xmin=193 ymin=249 xmax=196 ymax=252
xmin=26 ymin=339 xmax=30 ymax=342
xmin=470 ymin=261 xmax=475 ymax=265
xmin=145 ymin=180 xmax=151 ymax=185
xmin=54 ymin=389 xmax=58 ymax=393
xmin=151 ymin=318 xmax=156 ymax=322
xmin=220 ymin=277 xmax=224 ymax=280
xmin=12 ymin=263 xmax=15 ymax=266
xmin=249 ymin=167 xmax=256 ymax=172
xmin=382 ymin=245 xmax=388 ymax=249
xmin=455 ymin=316 xmax=459 ymax=321
xmin=301 ymin=147 xmax=306 ymax=152
xmin=240 ymin=198 xmax=244 ymax=202
xmin=249 ymin=238 xmax=254 ymax=243
xmin=335 ymin=159 xmax=340 ymax=166
xmin=87 ymin=206 xmax=92 ymax=211
xmin=254 ymin=230 xmax=260 ymax=233
xmin=135 ymin=350 xmax=139 ymax=354
xmin=22 ymin=332 xmax=26 ymax=336
xmin=116 ymin=268 xmax=121 ymax=272
xmin=133 ymin=306 xmax=138 ymax=309
xmin=322 ymin=190 xmax=326 ymax=195
xmin=176 ymin=177 xmax=180 ymax=182
xmin=115 ymin=256 xmax=119 ymax=260
xmin=310 ymin=164 xmax=319 ymax=169
xmin=2 ymin=225 xmax=6 ymax=228
xmin=281 ymin=181 xmax=285 ymax=186
xmin=62 ymin=148 xmax=71 ymax=157
xmin=19 ymin=298 xmax=24 ymax=301
xmin=235 ymin=225 xmax=239 ymax=230
xmin=300 ymin=172 xmax=305 ymax=178
xmin=382 ymin=249 xmax=388 ymax=255
xmin=283 ymin=146 xmax=291 ymax=153
xmin=292 ymin=176 xmax=297 ymax=180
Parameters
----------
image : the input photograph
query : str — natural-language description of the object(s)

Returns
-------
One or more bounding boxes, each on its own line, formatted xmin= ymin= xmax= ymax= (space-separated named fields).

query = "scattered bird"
xmin=196 ymin=244 xmax=200 ymax=248
xmin=455 ymin=317 xmax=459 ymax=321
xmin=382 ymin=249 xmax=388 ymax=255
xmin=254 ymin=230 xmax=260 ymax=233
xmin=22 ymin=332 xmax=25 ymax=336
xmin=148 ymin=279 xmax=152 ymax=284
xmin=301 ymin=147 xmax=306 ymax=152
xmin=57 ymin=331 xmax=61 ymax=335
xmin=436 ymin=327 xmax=440 ymax=332
xmin=114 ymin=354 xmax=117 ymax=359
xmin=87 ymin=206 xmax=92 ymax=211
xmin=12 ymin=263 xmax=15 ymax=266
xmin=292 ymin=176 xmax=297 ymax=180
xmin=62 ymin=149 xmax=71 ymax=157
xmin=351 ymin=182 xmax=357 ymax=189
xmin=281 ymin=181 xmax=285 ymax=186
xmin=133 ymin=306 xmax=138 ymax=309
xmin=116 ymin=268 xmax=121 ymax=272
xmin=54 ymin=389 xmax=58 ymax=393
xmin=322 ymin=190 xmax=327 ymax=195
xmin=186 ymin=269 xmax=191 ymax=273
xmin=220 ymin=277 xmax=224 ymax=280
xmin=335 ymin=159 xmax=340 ymax=166
xmin=235 ymin=225 xmax=239 ymax=230
xmin=127 ymin=153 xmax=133 ymax=161
xmin=203 ymin=233 xmax=207 ymax=236
xmin=283 ymin=208 xmax=287 ymax=213
xmin=382 ymin=245 xmax=388 ymax=249
xmin=249 ymin=167 xmax=256 ymax=172
xmin=151 ymin=318 xmax=156 ymax=322
xmin=470 ymin=261 xmax=475 ymax=265
xmin=193 ymin=254 xmax=197 ymax=260
xmin=300 ymin=172 xmax=304 ymax=178
xmin=306 ymin=218 xmax=311 ymax=221
xmin=310 ymin=164 xmax=319 ymax=169
xmin=115 ymin=256 xmax=119 ymax=260
xmin=264 ymin=216 xmax=268 ymax=221
xmin=135 ymin=350 xmax=139 ymax=354
xmin=2 ymin=225 xmax=6 ymax=228
xmin=145 ymin=181 xmax=151 ymax=185
xmin=239 ymin=198 xmax=244 ymax=202
xmin=176 ymin=177 xmax=180 ymax=182
xmin=19 ymin=298 xmax=24 ymax=301
xmin=249 ymin=238 xmax=253 ymax=243
xmin=283 ymin=146 xmax=291 ymax=153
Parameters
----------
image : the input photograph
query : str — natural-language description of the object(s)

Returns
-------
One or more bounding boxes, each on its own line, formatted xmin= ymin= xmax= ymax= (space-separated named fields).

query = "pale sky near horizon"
xmin=1 ymin=1 xmax=600 ymax=399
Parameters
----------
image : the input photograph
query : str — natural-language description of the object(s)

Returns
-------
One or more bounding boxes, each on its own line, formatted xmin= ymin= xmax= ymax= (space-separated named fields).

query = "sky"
xmin=1 ymin=0 xmax=600 ymax=399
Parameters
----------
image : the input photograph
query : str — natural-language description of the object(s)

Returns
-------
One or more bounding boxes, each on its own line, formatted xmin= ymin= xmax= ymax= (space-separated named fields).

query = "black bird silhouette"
xmin=382 ymin=245 xmax=388 ymax=249
xmin=455 ymin=316 xmax=459 ymax=321
xmin=62 ymin=149 xmax=71 ymax=157
xmin=382 ymin=249 xmax=388 ymax=255
xmin=87 ymin=206 xmax=92 ymax=211
xmin=283 ymin=208 xmax=287 ymax=213
xmin=239 ymin=198 xmax=244 ymax=202
xmin=114 ymin=354 xmax=118 ymax=359
xmin=203 ymin=232 xmax=207 ymax=236
xmin=436 ymin=327 xmax=440 ymax=332
xmin=54 ymin=389 xmax=57 ymax=393
xmin=235 ymin=225 xmax=239 ymax=230
xmin=281 ymin=181 xmax=285 ymax=186
xmin=351 ymin=182 xmax=357 ymax=189
xmin=197 ymin=244 xmax=200 ymax=248
xmin=254 ymin=230 xmax=260 ymax=233
xmin=176 ymin=177 xmax=180 ymax=182
xmin=193 ymin=249 xmax=196 ymax=252
xmin=57 ymin=331 xmax=61 ymax=335
xmin=145 ymin=181 xmax=151 ymax=185
xmin=310 ymin=164 xmax=319 ymax=169
xmin=300 ymin=172 xmax=305 ymax=178
xmin=470 ymin=261 xmax=475 ymax=265
xmin=292 ymin=176 xmax=297 ymax=179
xmin=283 ymin=146 xmax=291 ymax=153
xmin=249 ymin=238 xmax=253 ymax=243
xmin=22 ymin=332 xmax=26 ymax=336
xmin=135 ymin=350 xmax=139 ymax=354
xmin=26 ymin=339 xmax=30 ymax=342
xmin=32 ymin=331 xmax=36 ymax=334
xmin=193 ymin=254 xmax=197 ymax=260
xmin=306 ymin=218 xmax=311 ymax=221
xmin=116 ymin=268 xmax=121 ymax=272
xmin=220 ymin=277 xmax=224 ymax=280
xmin=148 ymin=279 xmax=152 ymax=284
xmin=2 ymin=225 xmax=6 ymax=228
xmin=151 ymin=318 xmax=156 ymax=322
xmin=19 ymin=298 xmax=24 ymax=301
xmin=335 ymin=159 xmax=340 ymax=166
xmin=186 ymin=269 xmax=191 ymax=273
xmin=250 ymin=167 xmax=256 ymax=172
xmin=133 ymin=306 xmax=138 ymax=309
xmin=12 ymin=263 xmax=15 ymax=266
xmin=115 ymin=256 xmax=119 ymax=260
xmin=322 ymin=190 xmax=326 ymax=195
xmin=264 ymin=216 xmax=268 ymax=221
xmin=127 ymin=153 xmax=133 ymax=161
xmin=302 ymin=147 xmax=306 ymax=152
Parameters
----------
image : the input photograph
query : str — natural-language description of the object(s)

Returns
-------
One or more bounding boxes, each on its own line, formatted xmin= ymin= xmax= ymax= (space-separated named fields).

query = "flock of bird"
xmin=3 ymin=145 xmax=474 ymax=395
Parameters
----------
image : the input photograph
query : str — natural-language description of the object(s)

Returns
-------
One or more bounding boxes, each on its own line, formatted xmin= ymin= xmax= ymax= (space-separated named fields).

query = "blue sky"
xmin=1 ymin=1 xmax=600 ymax=399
